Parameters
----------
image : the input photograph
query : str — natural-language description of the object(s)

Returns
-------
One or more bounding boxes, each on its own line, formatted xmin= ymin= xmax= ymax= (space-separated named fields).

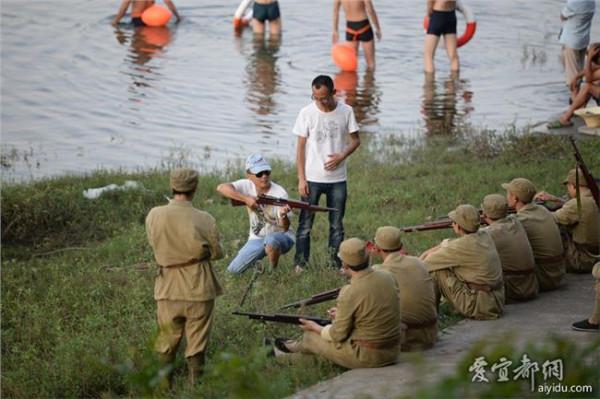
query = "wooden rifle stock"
xmin=279 ymin=288 xmax=341 ymax=310
xmin=569 ymin=137 xmax=600 ymax=209
xmin=231 ymin=194 xmax=338 ymax=212
xmin=232 ymin=311 xmax=331 ymax=326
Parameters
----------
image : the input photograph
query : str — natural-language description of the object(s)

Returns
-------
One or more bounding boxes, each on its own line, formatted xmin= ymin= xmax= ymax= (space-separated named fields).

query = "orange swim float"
xmin=423 ymin=0 xmax=476 ymax=48
xmin=141 ymin=5 xmax=172 ymax=27
xmin=332 ymin=43 xmax=357 ymax=72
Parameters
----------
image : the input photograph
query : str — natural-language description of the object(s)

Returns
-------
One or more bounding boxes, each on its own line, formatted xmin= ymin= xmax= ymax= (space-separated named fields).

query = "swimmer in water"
xmin=424 ymin=0 xmax=459 ymax=74
xmin=333 ymin=0 xmax=382 ymax=70
xmin=112 ymin=0 xmax=181 ymax=27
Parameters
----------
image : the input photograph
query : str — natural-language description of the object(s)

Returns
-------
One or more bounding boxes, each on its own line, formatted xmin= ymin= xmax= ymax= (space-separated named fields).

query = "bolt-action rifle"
xmin=569 ymin=137 xmax=600 ymax=209
xmin=279 ymin=288 xmax=341 ymax=310
xmin=232 ymin=311 xmax=331 ymax=326
xmin=231 ymin=194 xmax=338 ymax=212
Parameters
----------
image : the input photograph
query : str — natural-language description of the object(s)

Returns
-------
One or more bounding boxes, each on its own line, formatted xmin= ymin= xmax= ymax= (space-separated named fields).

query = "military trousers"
xmin=430 ymin=269 xmax=504 ymax=320
xmin=298 ymin=331 xmax=399 ymax=369
xmin=155 ymin=299 xmax=215 ymax=358
xmin=563 ymin=234 xmax=599 ymax=273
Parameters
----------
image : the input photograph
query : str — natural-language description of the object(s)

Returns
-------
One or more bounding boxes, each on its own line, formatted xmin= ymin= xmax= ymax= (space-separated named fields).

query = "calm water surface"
xmin=2 ymin=0 xmax=599 ymax=181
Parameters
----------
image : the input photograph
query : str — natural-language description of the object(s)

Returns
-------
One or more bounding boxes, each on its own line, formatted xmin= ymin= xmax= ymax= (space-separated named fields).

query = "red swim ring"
xmin=423 ymin=0 xmax=476 ymax=48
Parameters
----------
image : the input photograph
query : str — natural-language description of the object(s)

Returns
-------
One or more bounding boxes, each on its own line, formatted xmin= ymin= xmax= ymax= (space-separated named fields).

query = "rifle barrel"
xmin=279 ymin=288 xmax=341 ymax=310
xmin=232 ymin=311 xmax=331 ymax=326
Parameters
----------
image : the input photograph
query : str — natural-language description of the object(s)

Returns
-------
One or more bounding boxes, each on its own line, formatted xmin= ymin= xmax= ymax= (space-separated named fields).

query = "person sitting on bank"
xmin=370 ymin=226 xmax=438 ymax=351
xmin=420 ymin=204 xmax=504 ymax=320
xmin=572 ymin=262 xmax=600 ymax=332
xmin=480 ymin=194 xmax=539 ymax=302
xmin=217 ymin=154 xmax=294 ymax=274
xmin=502 ymin=178 xmax=566 ymax=291
xmin=273 ymin=238 xmax=402 ymax=368
xmin=535 ymin=168 xmax=599 ymax=273
xmin=548 ymin=43 xmax=600 ymax=128
xmin=112 ymin=0 xmax=181 ymax=27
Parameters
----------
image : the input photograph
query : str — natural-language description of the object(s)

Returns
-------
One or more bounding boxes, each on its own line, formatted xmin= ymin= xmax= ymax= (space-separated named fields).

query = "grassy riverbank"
xmin=2 ymin=130 xmax=599 ymax=398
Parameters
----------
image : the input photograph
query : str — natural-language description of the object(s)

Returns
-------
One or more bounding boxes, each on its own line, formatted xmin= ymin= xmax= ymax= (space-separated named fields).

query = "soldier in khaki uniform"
xmin=535 ymin=168 xmax=599 ymax=273
xmin=502 ymin=178 xmax=565 ymax=291
xmin=146 ymin=168 xmax=224 ymax=386
xmin=421 ymin=204 xmax=505 ymax=320
xmin=275 ymin=238 xmax=402 ymax=368
xmin=572 ymin=262 xmax=600 ymax=332
xmin=370 ymin=226 xmax=438 ymax=351
xmin=480 ymin=194 xmax=539 ymax=302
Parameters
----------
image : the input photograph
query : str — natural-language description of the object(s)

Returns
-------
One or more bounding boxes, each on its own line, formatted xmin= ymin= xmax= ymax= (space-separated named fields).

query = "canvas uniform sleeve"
xmin=204 ymin=214 xmax=224 ymax=261
xmin=292 ymin=108 xmax=309 ymax=137
xmin=145 ymin=210 xmax=156 ymax=250
xmin=326 ymin=285 xmax=355 ymax=343
xmin=552 ymin=198 xmax=580 ymax=226
xmin=424 ymin=239 xmax=460 ymax=272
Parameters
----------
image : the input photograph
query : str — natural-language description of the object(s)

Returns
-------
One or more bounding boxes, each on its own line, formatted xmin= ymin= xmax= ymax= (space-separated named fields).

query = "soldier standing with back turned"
xmin=146 ymin=168 xmax=224 ymax=387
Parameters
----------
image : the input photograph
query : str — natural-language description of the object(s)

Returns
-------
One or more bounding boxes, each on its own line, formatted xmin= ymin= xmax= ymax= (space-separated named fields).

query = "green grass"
xmin=2 ymin=129 xmax=599 ymax=398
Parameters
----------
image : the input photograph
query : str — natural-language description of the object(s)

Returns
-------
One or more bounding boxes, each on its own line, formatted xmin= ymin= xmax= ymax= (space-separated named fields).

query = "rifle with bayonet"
xmin=231 ymin=194 xmax=338 ymax=212
xmin=569 ymin=137 xmax=600 ymax=209
xmin=232 ymin=311 xmax=331 ymax=326
xmin=279 ymin=288 xmax=341 ymax=310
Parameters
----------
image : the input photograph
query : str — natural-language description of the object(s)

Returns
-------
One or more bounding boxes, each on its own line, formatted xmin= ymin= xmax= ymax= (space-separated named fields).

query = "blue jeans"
xmin=294 ymin=181 xmax=347 ymax=268
xmin=227 ymin=232 xmax=294 ymax=274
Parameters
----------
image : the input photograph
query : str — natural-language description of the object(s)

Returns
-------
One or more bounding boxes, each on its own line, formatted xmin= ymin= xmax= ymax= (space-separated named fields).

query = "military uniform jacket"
xmin=146 ymin=200 xmax=224 ymax=302
xmin=483 ymin=216 xmax=536 ymax=273
xmin=323 ymin=269 xmax=402 ymax=344
xmin=553 ymin=192 xmax=599 ymax=247
xmin=424 ymin=230 xmax=503 ymax=288
xmin=372 ymin=253 xmax=437 ymax=326
xmin=516 ymin=203 xmax=564 ymax=260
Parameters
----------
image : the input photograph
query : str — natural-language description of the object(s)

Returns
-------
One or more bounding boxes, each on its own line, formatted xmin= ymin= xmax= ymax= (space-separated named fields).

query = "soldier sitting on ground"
xmin=502 ymin=178 xmax=566 ymax=291
xmin=370 ymin=226 xmax=438 ymax=351
xmin=480 ymin=194 xmax=539 ymax=302
xmin=420 ymin=204 xmax=505 ymax=320
xmin=535 ymin=168 xmax=599 ymax=273
xmin=271 ymin=238 xmax=402 ymax=368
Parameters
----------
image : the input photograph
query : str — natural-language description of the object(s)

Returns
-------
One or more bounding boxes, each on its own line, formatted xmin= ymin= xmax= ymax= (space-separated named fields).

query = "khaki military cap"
xmin=562 ymin=168 xmax=588 ymax=187
xmin=374 ymin=226 xmax=403 ymax=251
xmin=448 ymin=204 xmax=480 ymax=233
xmin=170 ymin=168 xmax=199 ymax=192
xmin=338 ymin=238 xmax=369 ymax=267
xmin=482 ymin=194 xmax=508 ymax=220
xmin=501 ymin=178 xmax=537 ymax=204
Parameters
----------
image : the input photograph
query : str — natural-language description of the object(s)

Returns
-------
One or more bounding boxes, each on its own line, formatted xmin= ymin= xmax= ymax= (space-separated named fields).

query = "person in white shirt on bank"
xmin=217 ymin=154 xmax=294 ymax=274
xmin=292 ymin=75 xmax=361 ymax=272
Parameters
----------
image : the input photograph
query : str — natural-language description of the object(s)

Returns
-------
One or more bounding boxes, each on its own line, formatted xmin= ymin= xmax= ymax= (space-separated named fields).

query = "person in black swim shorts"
xmin=333 ymin=0 xmax=382 ymax=70
xmin=424 ymin=0 xmax=459 ymax=74
xmin=252 ymin=0 xmax=281 ymax=37
xmin=112 ymin=0 xmax=181 ymax=27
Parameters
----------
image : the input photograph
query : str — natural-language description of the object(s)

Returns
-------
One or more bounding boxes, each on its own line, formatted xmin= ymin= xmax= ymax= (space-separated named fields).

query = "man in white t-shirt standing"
xmin=292 ymin=75 xmax=361 ymax=272
xmin=217 ymin=154 xmax=294 ymax=273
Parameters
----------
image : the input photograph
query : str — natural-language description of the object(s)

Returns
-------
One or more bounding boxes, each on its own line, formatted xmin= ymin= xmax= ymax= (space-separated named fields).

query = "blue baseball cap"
xmin=245 ymin=154 xmax=271 ymax=174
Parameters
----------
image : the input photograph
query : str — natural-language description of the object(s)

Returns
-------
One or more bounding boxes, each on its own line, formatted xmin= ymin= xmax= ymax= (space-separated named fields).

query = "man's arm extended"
xmin=112 ymin=0 xmax=131 ymax=26
xmin=216 ymin=182 xmax=259 ymax=210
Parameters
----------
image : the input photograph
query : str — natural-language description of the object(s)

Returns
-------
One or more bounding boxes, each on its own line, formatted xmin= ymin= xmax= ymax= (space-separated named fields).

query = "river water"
xmin=2 ymin=0 xmax=599 ymax=181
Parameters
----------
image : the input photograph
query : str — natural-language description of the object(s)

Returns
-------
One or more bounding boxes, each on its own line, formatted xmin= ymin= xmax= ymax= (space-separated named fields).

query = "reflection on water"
xmin=243 ymin=36 xmax=282 ymax=124
xmin=115 ymin=25 xmax=174 ymax=96
xmin=334 ymin=70 xmax=381 ymax=130
xmin=421 ymin=72 xmax=473 ymax=135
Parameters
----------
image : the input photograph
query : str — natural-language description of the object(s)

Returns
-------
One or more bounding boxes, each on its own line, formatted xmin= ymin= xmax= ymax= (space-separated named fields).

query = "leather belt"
xmin=466 ymin=281 xmax=502 ymax=292
xmin=503 ymin=268 xmax=535 ymax=276
xmin=404 ymin=318 xmax=437 ymax=330
xmin=535 ymin=254 xmax=565 ymax=265
xmin=353 ymin=337 xmax=400 ymax=350
xmin=158 ymin=257 xmax=206 ymax=268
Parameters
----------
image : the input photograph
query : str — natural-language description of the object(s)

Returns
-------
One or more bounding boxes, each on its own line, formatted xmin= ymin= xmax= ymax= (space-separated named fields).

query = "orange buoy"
xmin=334 ymin=71 xmax=358 ymax=93
xmin=141 ymin=5 xmax=172 ymax=27
xmin=332 ymin=43 xmax=357 ymax=72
